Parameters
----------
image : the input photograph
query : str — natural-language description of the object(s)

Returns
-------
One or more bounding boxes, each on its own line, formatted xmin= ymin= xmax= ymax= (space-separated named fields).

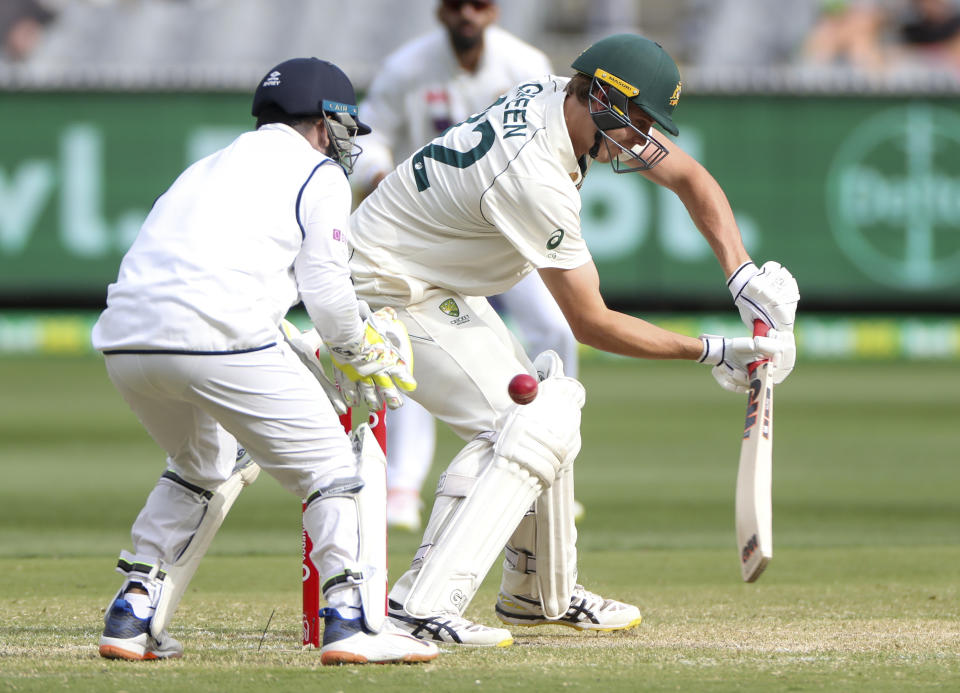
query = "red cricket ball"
xmin=508 ymin=373 xmax=539 ymax=405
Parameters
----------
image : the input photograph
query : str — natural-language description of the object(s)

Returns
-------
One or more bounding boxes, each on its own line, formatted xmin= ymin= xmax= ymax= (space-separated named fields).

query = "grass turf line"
xmin=0 ymin=357 xmax=958 ymax=690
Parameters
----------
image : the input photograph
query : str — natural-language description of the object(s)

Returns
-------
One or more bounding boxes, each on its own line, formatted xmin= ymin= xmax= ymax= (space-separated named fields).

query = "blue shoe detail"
xmin=320 ymin=607 xmax=367 ymax=647
xmin=103 ymin=599 xmax=151 ymax=640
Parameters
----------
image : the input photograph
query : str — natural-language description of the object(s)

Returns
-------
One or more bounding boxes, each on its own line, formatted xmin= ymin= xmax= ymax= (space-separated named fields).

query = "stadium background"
xmin=2 ymin=0 xmax=959 ymax=362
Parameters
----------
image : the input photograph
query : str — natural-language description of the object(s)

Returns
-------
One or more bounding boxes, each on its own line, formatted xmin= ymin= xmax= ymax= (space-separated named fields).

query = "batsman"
xmin=345 ymin=33 xmax=800 ymax=646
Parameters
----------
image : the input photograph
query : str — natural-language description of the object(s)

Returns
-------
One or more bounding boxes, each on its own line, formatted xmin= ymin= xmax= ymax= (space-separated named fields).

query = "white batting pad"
xmin=500 ymin=348 xmax=580 ymax=618
xmin=493 ymin=376 xmax=585 ymax=484
xmin=401 ymin=439 xmax=543 ymax=618
xmin=535 ymin=465 xmax=578 ymax=618
xmin=397 ymin=371 xmax=585 ymax=619
xmin=150 ymin=455 xmax=260 ymax=638
xmin=502 ymin=464 xmax=578 ymax=620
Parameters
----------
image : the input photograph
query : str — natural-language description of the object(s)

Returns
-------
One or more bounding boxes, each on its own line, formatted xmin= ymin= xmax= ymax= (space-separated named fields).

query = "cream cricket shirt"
xmin=354 ymin=25 xmax=553 ymax=189
xmin=350 ymin=76 xmax=591 ymax=302
xmin=93 ymin=123 xmax=364 ymax=353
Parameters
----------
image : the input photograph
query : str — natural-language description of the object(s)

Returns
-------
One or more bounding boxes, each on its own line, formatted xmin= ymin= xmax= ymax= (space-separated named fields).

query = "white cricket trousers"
xmin=103 ymin=342 xmax=361 ymax=589
xmin=384 ymin=272 xmax=577 ymax=493
xmin=388 ymin=291 xmax=533 ymax=440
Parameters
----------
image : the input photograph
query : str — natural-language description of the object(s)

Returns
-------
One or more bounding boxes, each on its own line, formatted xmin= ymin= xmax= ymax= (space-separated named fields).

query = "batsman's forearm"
xmin=569 ymin=310 xmax=704 ymax=361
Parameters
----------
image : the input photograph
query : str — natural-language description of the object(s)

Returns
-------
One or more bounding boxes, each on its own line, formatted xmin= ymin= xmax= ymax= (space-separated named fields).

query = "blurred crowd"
xmin=802 ymin=0 xmax=960 ymax=74
xmin=0 ymin=0 xmax=56 ymax=62
xmin=3 ymin=0 xmax=960 ymax=87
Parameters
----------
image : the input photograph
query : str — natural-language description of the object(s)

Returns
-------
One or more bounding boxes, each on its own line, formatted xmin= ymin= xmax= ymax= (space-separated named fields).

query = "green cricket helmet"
xmin=571 ymin=34 xmax=683 ymax=172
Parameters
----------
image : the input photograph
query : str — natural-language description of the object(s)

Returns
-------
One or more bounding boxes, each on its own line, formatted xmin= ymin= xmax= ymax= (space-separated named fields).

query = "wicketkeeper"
xmin=341 ymin=33 xmax=800 ymax=646
xmin=91 ymin=57 xmax=436 ymax=665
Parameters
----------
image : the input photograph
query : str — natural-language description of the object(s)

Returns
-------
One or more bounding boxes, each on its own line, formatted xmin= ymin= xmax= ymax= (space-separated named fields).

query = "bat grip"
xmin=748 ymin=319 xmax=770 ymax=374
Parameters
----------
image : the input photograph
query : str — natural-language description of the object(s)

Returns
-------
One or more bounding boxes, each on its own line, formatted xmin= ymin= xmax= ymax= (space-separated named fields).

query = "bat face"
xmin=736 ymin=359 xmax=774 ymax=582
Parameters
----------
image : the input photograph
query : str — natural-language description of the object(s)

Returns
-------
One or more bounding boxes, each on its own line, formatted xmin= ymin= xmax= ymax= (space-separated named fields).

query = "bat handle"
xmin=748 ymin=319 xmax=771 ymax=374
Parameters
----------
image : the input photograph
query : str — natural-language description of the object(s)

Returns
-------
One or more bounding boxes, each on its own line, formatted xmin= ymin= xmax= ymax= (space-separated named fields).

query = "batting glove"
xmin=325 ymin=306 xmax=416 ymax=410
xmin=765 ymin=328 xmax=796 ymax=385
xmin=699 ymin=333 xmax=785 ymax=394
xmin=727 ymin=261 xmax=800 ymax=332
xmin=279 ymin=319 xmax=348 ymax=415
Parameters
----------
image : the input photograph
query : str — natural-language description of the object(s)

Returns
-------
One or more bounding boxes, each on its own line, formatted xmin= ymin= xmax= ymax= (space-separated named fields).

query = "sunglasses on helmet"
xmin=442 ymin=0 xmax=494 ymax=10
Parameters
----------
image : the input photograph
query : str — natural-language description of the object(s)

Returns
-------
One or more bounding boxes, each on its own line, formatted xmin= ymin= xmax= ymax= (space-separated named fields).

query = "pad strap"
xmin=161 ymin=470 xmax=214 ymax=500
xmin=321 ymin=568 xmax=366 ymax=596
xmin=116 ymin=557 xmax=167 ymax=581
xmin=304 ymin=477 xmax=364 ymax=509
xmin=503 ymin=545 xmax=536 ymax=574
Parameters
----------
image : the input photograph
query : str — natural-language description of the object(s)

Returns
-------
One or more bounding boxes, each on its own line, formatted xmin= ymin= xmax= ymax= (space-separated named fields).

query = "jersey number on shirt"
xmin=411 ymin=95 xmax=507 ymax=192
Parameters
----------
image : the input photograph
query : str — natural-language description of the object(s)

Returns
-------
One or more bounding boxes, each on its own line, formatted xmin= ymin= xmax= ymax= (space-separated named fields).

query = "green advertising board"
xmin=0 ymin=92 xmax=251 ymax=301
xmin=579 ymin=95 xmax=960 ymax=309
xmin=2 ymin=92 xmax=959 ymax=308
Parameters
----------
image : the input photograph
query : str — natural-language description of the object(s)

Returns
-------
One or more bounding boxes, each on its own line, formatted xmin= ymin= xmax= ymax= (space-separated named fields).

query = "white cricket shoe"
xmin=99 ymin=597 xmax=183 ymax=660
xmin=495 ymin=584 xmax=642 ymax=632
xmin=386 ymin=490 xmax=422 ymax=531
xmin=387 ymin=599 xmax=513 ymax=647
xmin=319 ymin=608 xmax=439 ymax=665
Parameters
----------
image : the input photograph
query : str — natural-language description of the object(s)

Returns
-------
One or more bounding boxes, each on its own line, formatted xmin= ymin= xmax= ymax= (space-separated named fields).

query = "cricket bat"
xmin=735 ymin=319 xmax=774 ymax=582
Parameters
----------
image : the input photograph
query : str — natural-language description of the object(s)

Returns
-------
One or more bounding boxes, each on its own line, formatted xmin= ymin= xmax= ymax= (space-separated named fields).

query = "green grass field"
xmin=1 ymin=355 xmax=958 ymax=691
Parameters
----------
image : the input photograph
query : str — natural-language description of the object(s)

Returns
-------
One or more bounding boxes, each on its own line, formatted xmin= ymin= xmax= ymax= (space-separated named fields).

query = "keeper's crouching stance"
xmin=97 ymin=340 xmax=434 ymax=664
xmin=92 ymin=56 xmax=437 ymax=664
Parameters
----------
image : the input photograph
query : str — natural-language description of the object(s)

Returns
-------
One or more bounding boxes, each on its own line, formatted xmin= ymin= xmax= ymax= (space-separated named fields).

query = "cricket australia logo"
xmin=439 ymin=298 xmax=460 ymax=317
xmin=440 ymin=298 xmax=471 ymax=325
xmin=547 ymin=229 xmax=564 ymax=250
xmin=826 ymin=105 xmax=960 ymax=289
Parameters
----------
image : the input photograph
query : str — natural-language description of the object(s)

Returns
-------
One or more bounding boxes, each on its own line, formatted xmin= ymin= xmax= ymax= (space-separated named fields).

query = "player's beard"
xmin=450 ymin=28 xmax=482 ymax=53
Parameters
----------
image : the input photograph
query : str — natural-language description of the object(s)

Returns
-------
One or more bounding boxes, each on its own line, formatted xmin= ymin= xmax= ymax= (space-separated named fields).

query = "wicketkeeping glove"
xmin=727 ymin=261 xmax=800 ymax=332
xmin=698 ymin=333 xmax=786 ymax=394
xmin=325 ymin=306 xmax=416 ymax=410
xmin=279 ymin=319 xmax=348 ymax=415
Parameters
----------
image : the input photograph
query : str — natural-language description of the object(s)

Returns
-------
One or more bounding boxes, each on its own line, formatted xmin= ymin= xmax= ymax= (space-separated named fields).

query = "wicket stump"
xmin=302 ymin=407 xmax=386 ymax=647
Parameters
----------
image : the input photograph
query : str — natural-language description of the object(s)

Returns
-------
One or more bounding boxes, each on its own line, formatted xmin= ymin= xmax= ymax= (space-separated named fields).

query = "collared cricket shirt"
xmin=93 ymin=123 xmax=363 ymax=353
xmin=350 ymin=76 xmax=592 ymax=302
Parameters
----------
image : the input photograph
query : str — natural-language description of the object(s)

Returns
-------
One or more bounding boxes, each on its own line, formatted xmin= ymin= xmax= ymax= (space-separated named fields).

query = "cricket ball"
xmin=508 ymin=373 xmax=539 ymax=405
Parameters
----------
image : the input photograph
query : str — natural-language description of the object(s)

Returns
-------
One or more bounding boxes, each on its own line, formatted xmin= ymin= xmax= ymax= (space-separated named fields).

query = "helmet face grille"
xmin=588 ymin=77 xmax=669 ymax=173
xmin=323 ymin=111 xmax=362 ymax=174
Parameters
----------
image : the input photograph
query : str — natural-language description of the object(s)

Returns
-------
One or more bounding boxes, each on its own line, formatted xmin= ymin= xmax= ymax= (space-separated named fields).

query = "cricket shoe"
xmin=386 ymin=490 xmax=422 ymax=531
xmin=387 ymin=599 xmax=513 ymax=647
xmin=319 ymin=607 xmax=439 ymax=665
xmin=495 ymin=585 xmax=642 ymax=632
xmin=98 ymin=598 xmax=183 ymax=660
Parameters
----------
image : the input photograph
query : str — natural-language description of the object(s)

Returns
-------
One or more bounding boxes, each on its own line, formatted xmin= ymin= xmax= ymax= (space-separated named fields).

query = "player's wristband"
xmin=726 ymin=261 xmax=758 ymax=302
xmin=698 ymin=335 xmax=726 ymax=366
